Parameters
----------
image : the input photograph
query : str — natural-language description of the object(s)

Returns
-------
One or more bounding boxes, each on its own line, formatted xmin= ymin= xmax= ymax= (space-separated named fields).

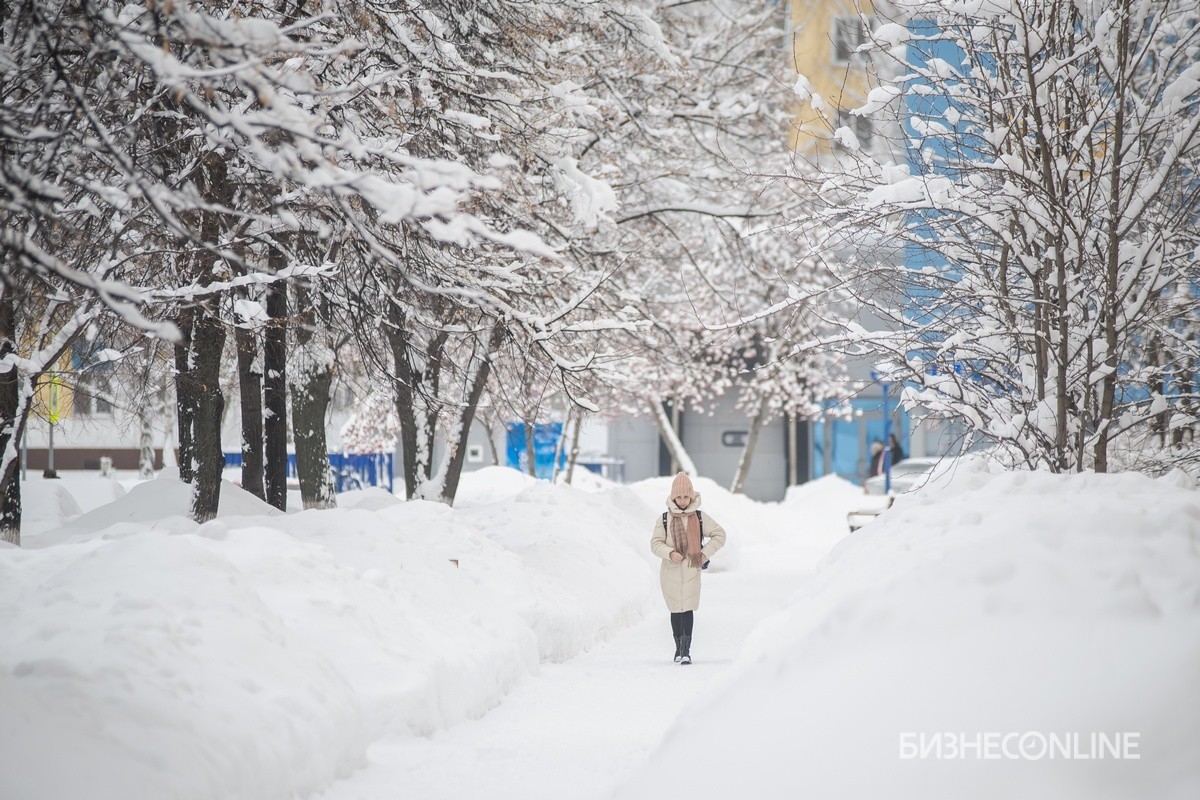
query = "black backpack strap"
xmin=662 ymin=511 xmax=668 ymax=531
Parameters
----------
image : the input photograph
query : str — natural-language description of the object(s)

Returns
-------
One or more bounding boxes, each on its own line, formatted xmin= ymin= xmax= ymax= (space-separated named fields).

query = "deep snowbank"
xmin=1 ymin=468 xmax=656 ymax=800
xmin=19 ymin=473 xmax=131 ymax=539
xmin=614 ymin=462 xmax=1200 ymax=800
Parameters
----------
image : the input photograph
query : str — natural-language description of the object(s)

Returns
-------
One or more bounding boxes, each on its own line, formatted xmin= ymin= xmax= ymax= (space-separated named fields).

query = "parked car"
xmin=848 ymin=456 xmax=959 ymax=531
xmin=862 ymin=456 xmax=950 ymax=496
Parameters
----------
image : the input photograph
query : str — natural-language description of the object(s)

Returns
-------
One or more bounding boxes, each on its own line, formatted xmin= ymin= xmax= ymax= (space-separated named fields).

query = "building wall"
xmin=679 ymin=392 xmax=791 ymax=501
xmin=606 ymin=416 xmax=661 ymax=484
xmin=431 ymin=420 xmax=503 ymax=475
xmin=20 ymin=448 xmax=164 ymax=472
xmin=789 ymin=0 xmax=877 ymax=155
xmin=23 ymin=390 xmax=172 ymax=472
xmin=603 ymin=392 xmax=803 ymax=502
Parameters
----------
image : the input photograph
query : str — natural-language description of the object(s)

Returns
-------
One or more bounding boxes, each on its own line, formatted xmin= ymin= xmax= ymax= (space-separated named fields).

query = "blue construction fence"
xmin=503 ymin=421 xmax=623 ymax=482
xmin=505 ymin=422 xmax=565 ymax=480
xmin=224 ymin=452 xmax=394 ymax=494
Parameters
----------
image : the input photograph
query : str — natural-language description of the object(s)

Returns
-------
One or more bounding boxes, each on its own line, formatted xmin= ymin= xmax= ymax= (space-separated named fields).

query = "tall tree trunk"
xmin=138 ymin=411 xmax=156 ymax=479
xmin=0 ymin=296 xmax=88 ymax=543
xmin=189 ymin=311 xmax=226 ymax=523
xmin=290 ymin=287 xmax=335 ymax=509
xmin=564 ymin=409 xmax=585 ymax=485
xmin=263 ymin=270 xmax=289 ymax=511
xmin=291 ymin=365 xmax=335 ymax=509
xmin=438 ymin=323 xmax=505 ymax=505
xmin=1173 ymin=363 xmax=1192 ymax=448
xmin=174 ymin=307 xmax=196 ymax=483
xmin=385 ymin=309 xmax=421 ymax=500
xmin=524 ymin=417 xmax=537 ymax=477
xmin=482 ymin=417 xmax=501 ymax=466
xmin=730 ymin=397 xmax=768 ymax=495
xmin=0 ymin=294 xmax=20 ymax=545
xmin=234 ymin=322 xmax=265 ymax=499
xmin=551 ymin=408 xmax=571 ymax=483
xmin=386 ymin=307 xmax=445 ymax=500
xmin=1093 ymin=5 xmax=1131 ymax=475
xmin=651 ymin=397 xmax=697 ymax=477
xmin=1054 ymin=252 xmax=1070 ymax=471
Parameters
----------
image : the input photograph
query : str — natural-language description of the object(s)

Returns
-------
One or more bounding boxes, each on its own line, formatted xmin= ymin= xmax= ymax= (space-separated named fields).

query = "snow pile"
xmin=783 ymin=472 xmax=871 ymax=538
xmin=19 ymin=474 xmax=133 ymax=539
xmin=457 ymin=481 xmax=657 ymax=661
xmin=454 ymin=464 xmax=542 ymax=506
xmin=0 ymin=468 xmax=656 ymax=800
xmin=53 ymin=474 xmax=129 ymax=513
xmin=336 ymin=486 xmax=403 ymax=512
xmin=614 ymin=462 xmax=1200 ymax=800
xmin=18 ymin=480 xmax=84 ymax=539
xmin=27 ymin=470 xmax=281 ymax=548
xmin=0 ymin=533 xmax=366 ymax=800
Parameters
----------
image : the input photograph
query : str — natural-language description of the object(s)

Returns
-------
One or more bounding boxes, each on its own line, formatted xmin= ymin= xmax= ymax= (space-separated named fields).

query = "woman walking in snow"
xmin=650 ymin=472 xmax=726 ymax=665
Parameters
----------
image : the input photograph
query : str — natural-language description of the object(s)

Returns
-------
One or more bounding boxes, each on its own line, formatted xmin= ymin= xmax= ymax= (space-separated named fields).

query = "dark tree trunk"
xmin=440 ymin=323 xmax=505 ymax=505
xmin=385 ymin=306 xmax=445 ymax=500
xmin=1174 ymin=366 xmax=1192 ymax=448
xmin=0 ymin=456 xmax=18 ymax=547
xmin=291 ymin=365 xmax=334 ymax=508
xmin=524 ymin=417 xmax=537 ymax=477
xmin=385 ymin=307 xmax=421 ymax=500
xmin=174 ymin=308 xmax=196 ymax=483
xmin=291 ymin=287 xmax=335 ymax=510
xmin=189 ymin=311 xmax=227 ymax=523
xmin=263 ymin=269 xmax=289 ymax=511
xmin=0 ymin=292 xmax=85 ymax=543
xmin=0 ymin=295 xmax=21 ymax=545
xmin=234 ymin=322 xmax=265 ymax=500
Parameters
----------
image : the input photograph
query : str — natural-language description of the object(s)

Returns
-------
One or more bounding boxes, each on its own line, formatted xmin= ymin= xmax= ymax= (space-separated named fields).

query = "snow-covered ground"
xmin=4 ymin=462 xmax=1197 ymax=800
xmin=1 ymin=467 xmax=849 ymax=800
xmin=614 ymin=460 xmax=1200 ymax=800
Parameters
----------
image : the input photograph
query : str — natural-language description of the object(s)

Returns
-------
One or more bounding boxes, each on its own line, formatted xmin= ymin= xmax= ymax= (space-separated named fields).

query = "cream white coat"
xmin=649 ymin=505 xmax=726 ymax=613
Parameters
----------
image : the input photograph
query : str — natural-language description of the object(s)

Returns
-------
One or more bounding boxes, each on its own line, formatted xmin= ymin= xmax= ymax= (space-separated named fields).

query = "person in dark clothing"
xmin=888 ymin=434 xmax=905 ymax=466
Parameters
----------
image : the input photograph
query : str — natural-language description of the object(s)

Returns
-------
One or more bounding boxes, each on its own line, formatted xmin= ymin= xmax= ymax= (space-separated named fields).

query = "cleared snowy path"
xmin=317 ymin=533 xmax=838 ymax=800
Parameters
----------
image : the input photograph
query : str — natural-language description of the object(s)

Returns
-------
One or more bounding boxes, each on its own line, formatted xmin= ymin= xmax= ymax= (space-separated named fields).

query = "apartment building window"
xmin=73 ymin=383 xmax=113 ymax=416
xmin=837 ymin=107 xmax=873 ymax=148
xmin=832 ymin=16 xmax=874 ymax=63
xmin=70 ymin=340 xmax=115 ymax=416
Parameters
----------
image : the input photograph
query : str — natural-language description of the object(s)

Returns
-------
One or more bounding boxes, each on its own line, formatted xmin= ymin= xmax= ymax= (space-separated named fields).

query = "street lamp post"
xmin=881 ymin=380 xmax=892 ymax=494
xmin=45 ymin=373 xmax=60 ymax=478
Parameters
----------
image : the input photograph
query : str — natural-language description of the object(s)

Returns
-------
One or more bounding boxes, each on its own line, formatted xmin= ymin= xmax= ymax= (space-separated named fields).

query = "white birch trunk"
xmin=650 ymin=396 xmax=697 ymax=477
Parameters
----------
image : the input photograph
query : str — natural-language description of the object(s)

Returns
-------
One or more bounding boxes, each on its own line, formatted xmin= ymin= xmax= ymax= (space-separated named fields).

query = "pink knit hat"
xmin=669 ymin=471 xmax=695 ymax=501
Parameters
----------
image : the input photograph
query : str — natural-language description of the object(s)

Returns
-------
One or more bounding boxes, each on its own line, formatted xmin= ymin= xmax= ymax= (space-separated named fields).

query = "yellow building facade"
xmin=789 ymin=0 xmax=878 ymax=156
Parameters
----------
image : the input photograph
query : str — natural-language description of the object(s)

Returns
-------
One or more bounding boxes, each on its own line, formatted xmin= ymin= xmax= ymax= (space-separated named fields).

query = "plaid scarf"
xmin=668 ymin=495 xmax=705 ymax=569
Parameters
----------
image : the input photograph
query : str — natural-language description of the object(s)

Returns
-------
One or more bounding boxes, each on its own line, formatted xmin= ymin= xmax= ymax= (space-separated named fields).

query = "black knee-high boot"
xmin=670 ymin=612 xmax=686 ymax=662
xmin=679 ymin=611 xmax=694 ymax=665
